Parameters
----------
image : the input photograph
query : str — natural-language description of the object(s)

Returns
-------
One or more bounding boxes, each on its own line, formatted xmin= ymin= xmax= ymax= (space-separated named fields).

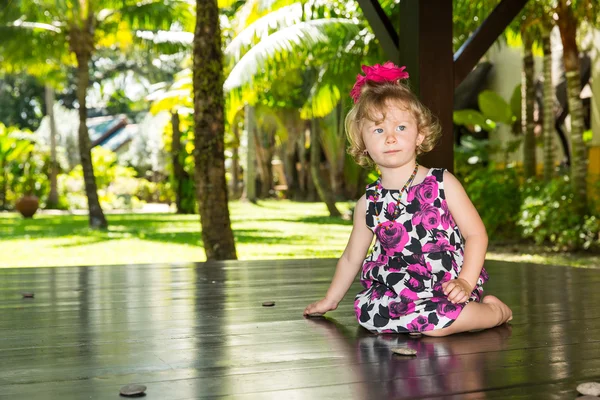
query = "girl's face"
xmin=361 ymin=101 xmax=424 ymax=169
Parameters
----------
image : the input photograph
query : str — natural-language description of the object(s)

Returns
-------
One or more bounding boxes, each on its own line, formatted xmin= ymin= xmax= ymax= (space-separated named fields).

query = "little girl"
xmin=304 ymin=62 xmax=512 ymax=336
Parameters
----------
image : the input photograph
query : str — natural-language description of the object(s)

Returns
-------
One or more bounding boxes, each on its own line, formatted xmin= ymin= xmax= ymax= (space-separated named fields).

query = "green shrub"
xmin=518 ymin=175 xmax=600 ymax=250
xmin=462 ymin=166 xmax=522 ymax=240
xmin=58 ymin=147 xmax=146 ymax=211
xmin=454 ymin=136 xmax=522 ymax=240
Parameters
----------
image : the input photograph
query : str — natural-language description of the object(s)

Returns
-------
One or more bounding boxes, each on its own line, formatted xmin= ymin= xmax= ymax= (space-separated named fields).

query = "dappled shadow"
xmin=2 ymin=213 xmax=342 ymax=251
xmin=282 ymin=215 xmax=353 ymax=226
xmin=41 ymin=227 xmax=314 ymax=249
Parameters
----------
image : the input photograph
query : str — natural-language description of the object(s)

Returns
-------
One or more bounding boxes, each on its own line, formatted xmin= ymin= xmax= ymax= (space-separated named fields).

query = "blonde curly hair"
xmin=345 ymin=80 xmax=442 ymax=168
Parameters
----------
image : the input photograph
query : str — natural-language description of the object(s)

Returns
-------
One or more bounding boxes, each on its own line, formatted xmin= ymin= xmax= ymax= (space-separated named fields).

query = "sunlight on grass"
xmin=0 ymin=200 xmax=353 ymax=268
xmin=3 ymin=200 xmax=596 ymax=269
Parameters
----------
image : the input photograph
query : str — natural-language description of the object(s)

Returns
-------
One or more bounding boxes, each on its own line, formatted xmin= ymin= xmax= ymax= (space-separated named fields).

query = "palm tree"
xmin=0 ymin=6 xmax=65 ymax=209
xmin=541 ymin=22 xmax=556 ymax=182
xmin=148 ymin=72 xmax=197 ymax=214
xmin=554 ymin=0 xmax=599 ymax=215
xmin=223 ymin=2 xmax=369 ymax=214
xmin=193 ymin=0 xmax=237 ymax=260
xmin=310 ymin=118 xmax=341 ymax=217
xmin=2 ymin=0 xmax=192 ymax=229
xmin=520 ymin=23 xmax=537 ymax=178
xmin=244 ymin=104 xmax=258 ymax=202
xmin=0 ymin=124 xmax=34 ymax=210
xmin=44 ymin=85 xmax=60 ymax=208
xmin=224 ymin=0 xmax=505 ymax=207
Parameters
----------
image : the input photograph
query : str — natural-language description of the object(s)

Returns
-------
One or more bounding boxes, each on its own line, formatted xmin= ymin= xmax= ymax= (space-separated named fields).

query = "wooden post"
xmin=356 ymin=0 xmax=529 ymax=172
xmin=399 ymin=0 xmax=454 ymax=171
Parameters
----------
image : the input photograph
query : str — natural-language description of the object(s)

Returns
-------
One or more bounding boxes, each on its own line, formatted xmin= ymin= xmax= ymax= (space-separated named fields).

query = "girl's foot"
xmin=482 ymin=295 xmax=513 ymax=325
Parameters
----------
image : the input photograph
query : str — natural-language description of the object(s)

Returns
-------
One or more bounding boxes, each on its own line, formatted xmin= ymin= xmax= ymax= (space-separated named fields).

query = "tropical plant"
xmin=147 ymin=70 xmax=197 ymax=214
xmin=1 ymin=0 xmax=193 ymax=228
xmin=0 ymin=123 xmax=37 ymax=210
xmin=519 ymin=175 xmax=600 ymax=250
xmin=0 ymin=72 xmax=45 ymax=131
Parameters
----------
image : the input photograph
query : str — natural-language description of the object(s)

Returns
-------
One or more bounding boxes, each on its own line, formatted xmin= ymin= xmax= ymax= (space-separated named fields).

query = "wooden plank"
xmin=1 ymin=260 xmax=600 ymax=399
xmin=454 ymin=0 xmax=530 ymax=87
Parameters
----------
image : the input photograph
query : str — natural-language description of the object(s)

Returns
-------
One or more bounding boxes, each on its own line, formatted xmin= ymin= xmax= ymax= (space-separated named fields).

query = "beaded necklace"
xmin=373 ymin=162 xmax=419 ymax=226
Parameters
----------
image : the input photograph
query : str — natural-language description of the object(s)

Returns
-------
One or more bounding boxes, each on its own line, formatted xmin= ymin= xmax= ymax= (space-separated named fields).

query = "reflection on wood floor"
xmin=0 ymin=259 xmax=599 ymax=399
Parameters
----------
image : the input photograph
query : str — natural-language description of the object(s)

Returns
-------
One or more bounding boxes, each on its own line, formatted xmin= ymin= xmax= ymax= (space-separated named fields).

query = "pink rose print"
xmin=406 ymin=185 xmax=418 ymax=203
xmin=422 ymin=238 xmax=455 ymax=253
xmin=416 ymin=176 xmax=439 ymax=203
xmin=406 ymin=276 xmax=425 ymax=292
xmin=370 ymin=289 xmax=383 ymax=301
xmin=441 ymin=200 xmax=456 ymax=229
xmin=377 ymin=254 xmax=389 ymax=264
xmin=389 ymin=300 xmax=416 ymax=318
xmin=407 ymin=263 xmax=432 ymax=280
xmin=361 ymin=279 xmax=373 ymax=289
xmin=433 ymin=272 xmax=453 ymax=292
xmin=362 ymin=261 xmax=379 ymax=274
xmin=400 ymin=288 xmax=420 ymax=301
xmin=436 ymin=299 xmax=462 ymax=319
xmin=422 ymin=208 xmax=441 ymax=229
xmin=412 ymin=203 xmax=441 ymax=230
xmin=375 ymin=221 xmax=409 ymax=255
xmin=413 ymin=253 xmax=426 ymax=265
xmin=408 ymin=315 xmax=434 ymax=332
xmin=387 ymin=202 xmax=397 ymax=217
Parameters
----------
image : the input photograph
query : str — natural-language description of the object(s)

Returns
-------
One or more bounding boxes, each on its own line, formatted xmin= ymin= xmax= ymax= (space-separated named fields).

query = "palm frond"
xmin=224 ymin=18 xmax=360 ymax=91
xmin=224 ymin=2 xmax=304 ymax=65
xmin=8 ymin=20 xmax=62 ymax=33
xmin=116 ymin=0 xmax=194 ymax=31
xmin=300 ymin=82 xmax=340 ymax=119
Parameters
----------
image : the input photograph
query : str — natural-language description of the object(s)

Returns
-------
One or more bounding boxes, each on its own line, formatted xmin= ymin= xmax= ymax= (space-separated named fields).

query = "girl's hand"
xmin=442 ymin=278 xmax=472 ymax=304
xmin=303 ymin=298 xmax=338 ymax=317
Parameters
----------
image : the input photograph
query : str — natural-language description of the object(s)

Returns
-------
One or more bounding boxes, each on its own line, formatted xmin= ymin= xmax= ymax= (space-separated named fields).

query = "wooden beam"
xmin=399 ymin=0 xmax=454 ymax=172
xmin=454 ymin=0 xmax=530 ymax=87
xmin=355 ymin=0 xmax=399 ymax=61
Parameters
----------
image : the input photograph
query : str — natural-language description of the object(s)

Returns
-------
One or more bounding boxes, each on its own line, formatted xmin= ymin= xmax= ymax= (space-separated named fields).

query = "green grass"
xmin=1 ymin=200 xmax=598 ymax=269
xmin=0 ymin=200 xmax=353 ymax=268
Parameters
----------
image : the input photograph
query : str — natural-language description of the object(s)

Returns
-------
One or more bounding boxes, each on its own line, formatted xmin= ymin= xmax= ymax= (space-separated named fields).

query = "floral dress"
xmin=354 ymin=168 xmax=489 ymax=333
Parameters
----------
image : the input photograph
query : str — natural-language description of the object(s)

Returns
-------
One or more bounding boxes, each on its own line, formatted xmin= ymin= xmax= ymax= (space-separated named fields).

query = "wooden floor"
xmin=1 ymin=259 xmax=599 ymax=399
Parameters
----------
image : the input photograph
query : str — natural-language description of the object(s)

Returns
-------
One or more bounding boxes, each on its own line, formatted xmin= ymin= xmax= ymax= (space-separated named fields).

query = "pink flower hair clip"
xmin=350 ymin=62 xmax=409 ymax=103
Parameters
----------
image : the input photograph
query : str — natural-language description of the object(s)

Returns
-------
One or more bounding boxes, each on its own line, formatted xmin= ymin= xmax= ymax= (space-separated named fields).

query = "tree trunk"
xmin=310 ymin=119 xmax=341 ymax=217
xmin=297 ymin=127 xmax=308 ymax=200
xmin=45 ymin=85 xmax=59 ymax=208
xmin=171 ymin=110 xmax=183 ymax=212
xmin=231 ymin=121 xmax=240 ymax=199
xmin=284 ymin=135 xmax=299 ymax=199
xmin=171 ymin=111 xmax=194 ymax=214
xmin=0 ymin=167 xmax=6 ymax=210
xmin=556 ymin=1 xmax=588 ymax=214
xmin=244 ymin=104 xmax=257 ymax=203
xmin=193 ymin=0 xmax=237 ymax=260
xmin=254 ymin=125 xmax=275 ymax=198
xmin=542 ymin=33 xmax=555 ymax=182
xmin=333 ymin=99 xmax=347 ymax=197
xmin=522 ymin=30 xmax=536 ymax=178
xmin=282 ymin=110 xmax=300 ymax=200
xmin=72 ymin=21 xmax=107 ymax=229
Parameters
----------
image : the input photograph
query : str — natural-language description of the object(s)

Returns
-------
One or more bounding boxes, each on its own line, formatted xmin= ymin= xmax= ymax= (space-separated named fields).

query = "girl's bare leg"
xmin=422 ymin=295 xmax=513 ymax=337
